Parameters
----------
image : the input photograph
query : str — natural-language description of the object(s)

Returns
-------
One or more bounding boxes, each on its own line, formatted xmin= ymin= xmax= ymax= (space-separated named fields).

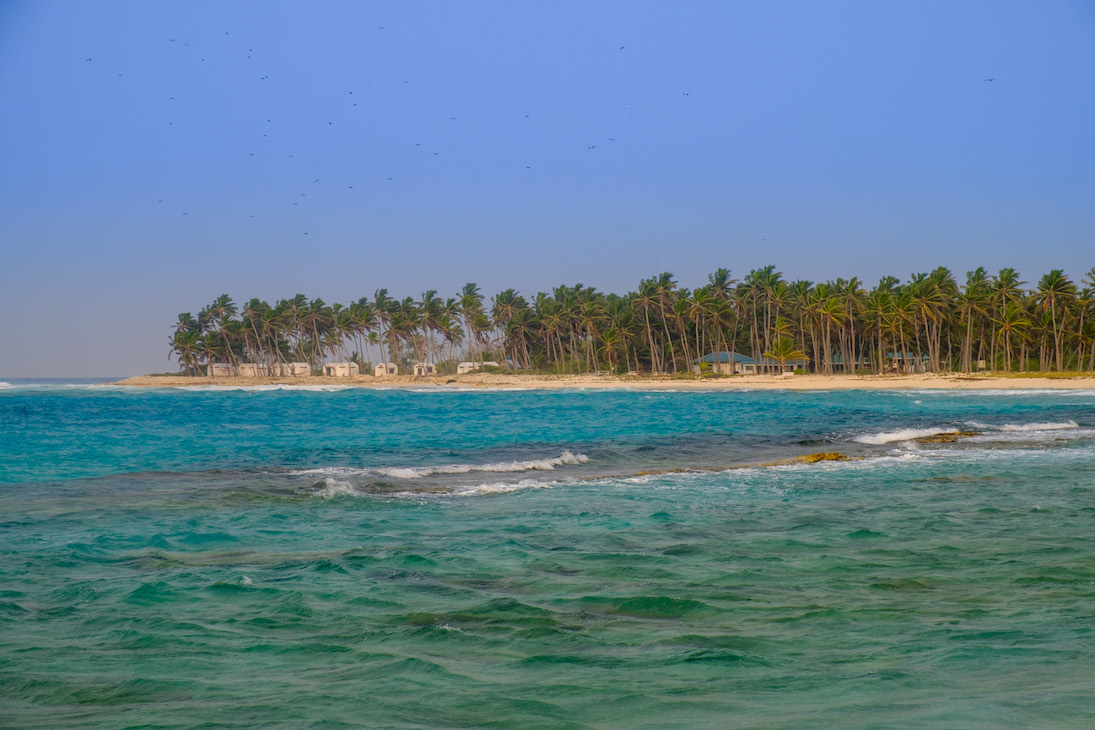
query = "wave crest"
xmin=296 ymin=450 xmax=590 ymax=480
xmin=316 ymin=477 xmax=360 ymax=499
xmin=854 ymin=420 xmax=1081 ymax=445
xmin=998 ymin=420 xmax=1078 ymax=432
xmin=853 ymin=427 xmax=951 ymax=445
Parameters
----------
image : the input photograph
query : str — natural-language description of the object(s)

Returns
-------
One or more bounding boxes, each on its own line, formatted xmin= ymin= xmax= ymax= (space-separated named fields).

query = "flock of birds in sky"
xmin=80 ymin=26 xmax=999 ymax=240
xmin=81 ymin=28 xmax=675 ymax=237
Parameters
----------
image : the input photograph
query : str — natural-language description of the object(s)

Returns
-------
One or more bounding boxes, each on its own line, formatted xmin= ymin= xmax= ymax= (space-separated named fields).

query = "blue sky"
xmin=2 ymin=1 xmax=1093 ymax=376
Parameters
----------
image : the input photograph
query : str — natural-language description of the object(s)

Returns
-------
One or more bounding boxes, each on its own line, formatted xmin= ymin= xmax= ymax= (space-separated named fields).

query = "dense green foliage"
xmin=170 ymin=266 xmax=1095 ymax=375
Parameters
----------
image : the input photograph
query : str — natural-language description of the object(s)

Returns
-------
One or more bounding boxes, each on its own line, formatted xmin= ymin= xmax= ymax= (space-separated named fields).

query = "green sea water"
xmin=2 ymin=381 xmax=1095 ymax=728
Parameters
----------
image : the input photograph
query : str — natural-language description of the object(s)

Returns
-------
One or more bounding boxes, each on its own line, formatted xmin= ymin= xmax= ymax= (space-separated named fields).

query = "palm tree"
xmin=170 ymin=329 xmax=202 ymax=375
xmin=491 ymin=289 xmax=528 ymax=367
xmin=763 ymin=337 xmax=808 ymax=372
xmin=706 ymin=268 xmax=737 ymax=359
xmin=815 ymin=296 xmax=846 ymax=375
xmin=598 ymin=328 xmax=626 ymax=372
xmin=991 ymin=269 xmax=1025 ymax=369
xmin=1034 ymin=269 xmax=1077 ymax=371
xmin=372 ymin=289 xmax=394 ymax=366
xmin=633 ymin=278 xmax=663 ymax=373
xmin=957 ymin=268 xmax=990 ymax=371
xmin=418 ymin=290 xmax=444 ymax=362
xmin=203 ymin=294 xmax=239 ymax=367
xmin=1080 ymin=268 xmax=1095 ymax=371
xmin=994 ymin=302 xmax=1031 ymax=372
xmin=458 ymin=283 xmax=485 ymax=360
xmin=651 ymin=273 xmax=680 ymax=373
xmin=863 ymin=282 xmax=896 ymax=373
xmin=166 ymin=264 xmax=1095 ymax=378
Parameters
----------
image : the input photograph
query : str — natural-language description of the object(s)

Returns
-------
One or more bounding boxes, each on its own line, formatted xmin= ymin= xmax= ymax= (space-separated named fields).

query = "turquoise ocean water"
xmin=2 ymin=379 xmax=1095 ymax=728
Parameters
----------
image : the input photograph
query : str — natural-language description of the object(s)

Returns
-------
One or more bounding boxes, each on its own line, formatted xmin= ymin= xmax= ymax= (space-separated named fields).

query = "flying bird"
xmin=984 ymin=77 xmax=995 ymax=82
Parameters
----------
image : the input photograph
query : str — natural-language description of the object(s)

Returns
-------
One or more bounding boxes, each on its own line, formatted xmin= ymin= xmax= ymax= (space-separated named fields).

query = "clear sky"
xmin=2 ymin=1 xmax=1093 ymax=376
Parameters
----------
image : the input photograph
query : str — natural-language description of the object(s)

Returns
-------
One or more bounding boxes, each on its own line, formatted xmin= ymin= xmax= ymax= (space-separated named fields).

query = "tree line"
xmin=169 ymin=266 xmax=1095 ymax=376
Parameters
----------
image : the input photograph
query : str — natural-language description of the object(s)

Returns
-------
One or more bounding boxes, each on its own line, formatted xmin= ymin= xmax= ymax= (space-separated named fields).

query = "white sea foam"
xmin=239 ymin=576 xmax=253 ymax=587
xmin=853 ymin=427 xmax=953 ymax=445
xmin=294 ymin=451 xmax=590 ymax=480
xmin=379 ymin=451 xmax=589 ymax=479
xmin=406 ymin=386 xmax=536 ymax=393
xmin=998 ymin=420 xmax=1078 ymax=432
xmin=961 ymin=421 xmax=1091 ymax=445
xmin=0 ymin=381 xmax=129 ymax=391
xmin=449 ymin=478 xmax=561 ymax=497
xmin=904 ymin=388 xmax=1095 ymax=397
xmin=853 ymin=420 xmax=1082 ymax=445
xmin=316 ymin=477 xmax=360 ymax=499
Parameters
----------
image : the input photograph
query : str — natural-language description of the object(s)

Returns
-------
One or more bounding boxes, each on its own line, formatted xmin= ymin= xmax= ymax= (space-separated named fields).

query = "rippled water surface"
xmin=2 ymin=381 xmax=1095 ymax=727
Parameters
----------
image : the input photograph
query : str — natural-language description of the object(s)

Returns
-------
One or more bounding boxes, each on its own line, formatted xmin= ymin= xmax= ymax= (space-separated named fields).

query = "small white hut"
xmin=413 ymin=362 xmax=437 ymax=376
xmin=323 ymin=362 xmax=360 ymax=377
xmin=374 ymin=363 xmax=399 ymax=377
xmin=238 ymin=363 xmax=270 ymax=377
xmin=270 ymin=362 xmax=311 ymax=376
xmin=457 ymin=361 xmax=500 ymax=375
xmin=208 ymin=363 xmax=234 ymax=377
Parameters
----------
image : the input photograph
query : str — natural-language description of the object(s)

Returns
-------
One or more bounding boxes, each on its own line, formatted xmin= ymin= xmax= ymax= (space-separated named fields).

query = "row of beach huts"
xmin=206 ymin=361 xmax=499 ymax=378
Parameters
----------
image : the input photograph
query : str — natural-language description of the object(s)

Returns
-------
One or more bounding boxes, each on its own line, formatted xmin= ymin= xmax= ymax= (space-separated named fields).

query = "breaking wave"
xmin=995 ymin=420 xmax=1078 ymax=432
xmin=295 ymin=451 xmax=590 ymax=480
xmin=853 ymin=427 xmax=953 ymax=445
xmin=854 ymin=420 xmax=1081 ymax=445
xmin=316 ymin=478 xmax=361 ymax=499
xmin=449 ymin=478 xmax=563 ymax=497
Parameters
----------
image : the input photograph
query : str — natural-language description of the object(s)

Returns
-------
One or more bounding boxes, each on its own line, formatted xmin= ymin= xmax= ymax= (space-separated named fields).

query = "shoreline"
xmin=110 ymin=372 xmax=1095 ymax=391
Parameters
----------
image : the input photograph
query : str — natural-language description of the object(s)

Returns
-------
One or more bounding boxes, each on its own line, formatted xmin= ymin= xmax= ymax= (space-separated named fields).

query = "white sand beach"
xmin=113 ymin=372 xmax=1095 ymax=391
